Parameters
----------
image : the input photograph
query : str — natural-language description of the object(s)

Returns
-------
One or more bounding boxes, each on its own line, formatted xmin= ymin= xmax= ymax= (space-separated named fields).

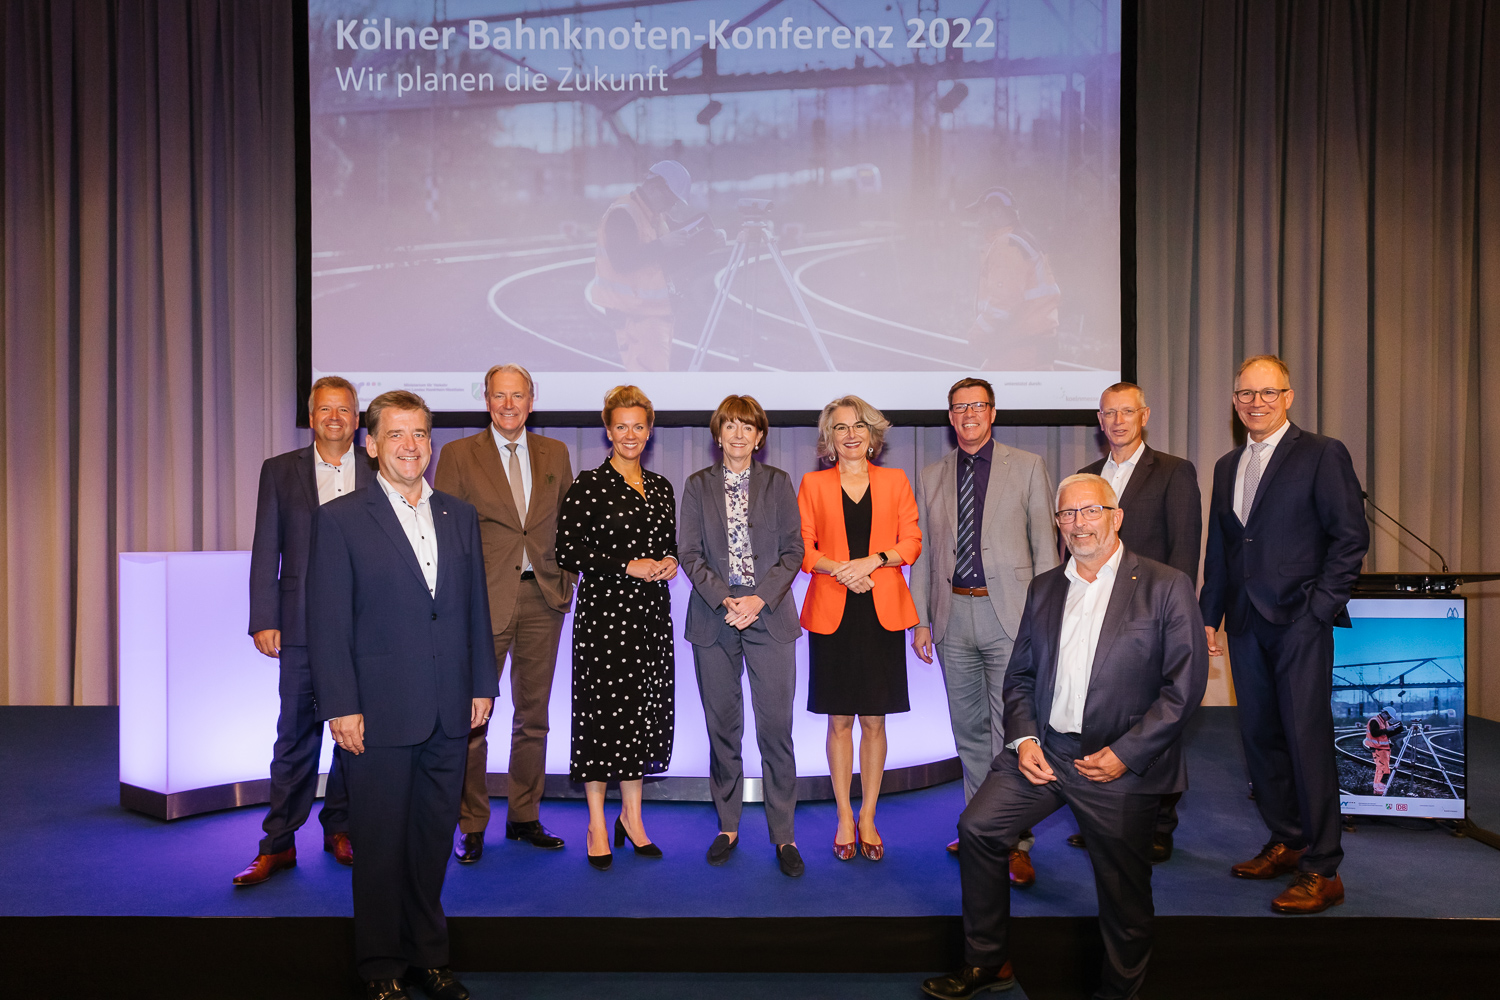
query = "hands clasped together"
xmin=826 ymin=553 xmax=883 ymax=594
xmin=626 ymin=555 xmax=679 ymax=583
xmin=1017 ymin=739 xmax=1127 ymax=786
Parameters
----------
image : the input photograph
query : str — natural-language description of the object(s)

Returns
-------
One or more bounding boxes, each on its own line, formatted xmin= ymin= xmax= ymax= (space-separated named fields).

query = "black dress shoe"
xmin=412 ymin=966 xmax=470 ymax=1000
xmin=776 ymin=843 xmax=805 ymax=878
xmin=454 ymin=832 xmax=483 ymax=864
xmin=587 ymin=850 xmax=613 ymax=871
xmin=921 ymin=964 xmax=1016 ymax=999
xmin=1066 ymin=832 xmax=1087 ymax=849
xmin=364 ymin=979 xmax=411 ymax=1000
xmin=506 ymin=820 xmax=565 ymax=850
xmin=1150 ymin=831 xmax=1173 ymax=864
xmin=707 ymin=833 xmax=738 ymax=865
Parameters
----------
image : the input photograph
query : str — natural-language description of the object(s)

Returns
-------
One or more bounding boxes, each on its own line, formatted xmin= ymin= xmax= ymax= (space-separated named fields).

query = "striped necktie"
xmin=956 ymin=453 xmax=976 ymax=579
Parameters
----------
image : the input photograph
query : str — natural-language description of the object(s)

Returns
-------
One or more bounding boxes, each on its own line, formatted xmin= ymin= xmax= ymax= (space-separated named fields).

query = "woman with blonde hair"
xmin=797 ymin=395 xmax=921 ymax=861
xmin=557 ymin=385 xmax=678 ymax=870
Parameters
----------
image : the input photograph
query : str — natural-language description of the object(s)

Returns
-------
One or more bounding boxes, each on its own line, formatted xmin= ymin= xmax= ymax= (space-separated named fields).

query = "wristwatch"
xmin=876 ymin=551 xmax=890 ymax=566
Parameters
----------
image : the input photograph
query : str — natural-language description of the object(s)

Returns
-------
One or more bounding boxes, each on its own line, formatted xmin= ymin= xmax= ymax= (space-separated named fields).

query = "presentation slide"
xmin=1334 ymin=598 xmax=1466 ymax=820
xmin=306 ymin=0 xmax=1123 ymax=415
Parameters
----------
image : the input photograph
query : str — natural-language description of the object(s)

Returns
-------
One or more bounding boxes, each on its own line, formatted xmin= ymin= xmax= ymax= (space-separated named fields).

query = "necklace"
xmin=611 ymin=458 xmax=644 ymax=488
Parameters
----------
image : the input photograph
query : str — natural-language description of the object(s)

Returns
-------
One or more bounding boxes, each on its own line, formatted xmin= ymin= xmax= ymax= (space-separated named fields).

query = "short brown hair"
xmin=816 ymin=395 xmax=891 ymax=461
xmin=484 ymin=363 xmax=536 ymax=398
xmin=602 ymin=384 xmax=655 ymax=429
xmin=307 ymin=375 xmax=360 ymax=416
xmin=947 ymin=377 xmax=996 ymax=408
xmin=365 ymin=390 xmax=432 ymax=437
xmin=1100 ymin=381 xmax=1147 ymax=407
xmin=1235 ymin=355 xmax=1291 ymax=385
xmin=709 ymin=395 xmax=769 ymax=444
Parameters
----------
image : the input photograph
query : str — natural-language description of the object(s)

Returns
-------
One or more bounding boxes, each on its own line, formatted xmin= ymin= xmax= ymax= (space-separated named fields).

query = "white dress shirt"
xmin=491 ymin=426 xmax=533 ymax=571
xmin=314 ymin=444 xmax=357 ymax=506
xmin=377 ymin=473 xmax=438 ymax=597
xmin=1100 ymin=439 xmax=1145 ymax=500
xmin=1234 ymin=418 xmax=1291 ymax=522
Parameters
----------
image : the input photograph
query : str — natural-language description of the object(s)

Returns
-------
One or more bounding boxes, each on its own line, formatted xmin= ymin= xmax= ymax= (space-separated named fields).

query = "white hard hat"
xmin=648 ymin=160 xmax=691 ymax=205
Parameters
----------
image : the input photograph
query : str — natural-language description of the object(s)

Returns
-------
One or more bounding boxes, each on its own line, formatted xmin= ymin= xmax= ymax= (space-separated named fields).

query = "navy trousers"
xmin=344 ymin=720 xmax=467 ymax=981
xmin=1227 ymin=608 xmax=1342 ymax=876
xmin=261 ymin=644 xmax=349 ymax=855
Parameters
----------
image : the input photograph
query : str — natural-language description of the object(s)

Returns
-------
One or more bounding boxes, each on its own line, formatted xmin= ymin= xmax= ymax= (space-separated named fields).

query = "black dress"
xmin=806 ymin=489 xmax=910 ymax=716
xmin=557 ymin=459 xmax=677 ymax=782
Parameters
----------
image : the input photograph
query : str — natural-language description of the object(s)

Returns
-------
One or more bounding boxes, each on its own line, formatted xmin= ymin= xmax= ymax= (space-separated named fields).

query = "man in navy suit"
xmin=236 ymin=375 xmax=373 ymax=885
xmin=309 ymin=391 xmax=498 ymax=1000
xmin=1200 ymin=355 xmax=1368 ymax=914
xmin=924 ymin=473 xmax=1208 ymax=1000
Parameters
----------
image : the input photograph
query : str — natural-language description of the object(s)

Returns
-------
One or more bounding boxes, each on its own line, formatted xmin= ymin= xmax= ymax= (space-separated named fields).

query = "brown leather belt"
xmin=952 ymin=585 xmax=989 ymax=597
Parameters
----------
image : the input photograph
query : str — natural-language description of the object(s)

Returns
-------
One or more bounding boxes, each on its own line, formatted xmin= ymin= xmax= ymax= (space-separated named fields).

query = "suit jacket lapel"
xmin=1117 ymin=445 xmax=1154 ymax=509
xmin=706 ymin=464 xmax=729 ymax=543
xmin=524 ymin=432 xmax=546 ymax=529
xmin=354 ymin=447 xmax=374 ymax=488
xmin=939 ymin=450 xmax=959 ymax=544
xmin=1246 ymin=423 xmax=1301 ymax=525
xmin=366 ymin=486 xmax=430 ymax=593
xmin=431 ymin=493 xmax=458 ymax=598
xmin=981 ymin=442 xmax=1013 ymax=532
xmin=1034 ymin=569 xmax=1069 ymax=729
xmin=1084 ymin=548 xmax=1140 ymax=706
xmin=477 ymin=429 xmax=524 ymax=529
xmin=298 ymin=445 xmax=320 ymax=510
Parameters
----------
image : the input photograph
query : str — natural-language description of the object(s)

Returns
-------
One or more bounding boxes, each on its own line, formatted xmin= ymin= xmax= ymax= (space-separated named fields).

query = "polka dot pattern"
xmin=556 ymin=459 xmax=677 ymax=783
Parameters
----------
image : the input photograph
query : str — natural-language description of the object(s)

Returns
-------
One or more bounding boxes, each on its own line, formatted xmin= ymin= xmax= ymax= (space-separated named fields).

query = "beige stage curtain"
xmin=1136 ymin=0 xmax=1500 ymax=716
xmin=1 ymin=1 xmax=302 ymax=704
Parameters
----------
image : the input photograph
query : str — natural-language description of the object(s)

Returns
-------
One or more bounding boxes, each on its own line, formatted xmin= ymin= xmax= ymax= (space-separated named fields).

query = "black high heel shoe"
xmin=614 ymin=817 xmax=663 ymax=858
xmin=587 ymin=825 xmax=612 ymax=870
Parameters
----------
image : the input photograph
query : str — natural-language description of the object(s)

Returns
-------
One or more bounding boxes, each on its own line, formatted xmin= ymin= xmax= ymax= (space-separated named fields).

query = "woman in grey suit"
xmin=679 ymin=395 xmax=807 ymax=877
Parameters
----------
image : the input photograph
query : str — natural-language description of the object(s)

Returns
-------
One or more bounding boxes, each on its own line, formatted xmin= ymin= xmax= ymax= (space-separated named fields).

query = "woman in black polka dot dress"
xmin=557 ymin=385 xmax=679 ymax=869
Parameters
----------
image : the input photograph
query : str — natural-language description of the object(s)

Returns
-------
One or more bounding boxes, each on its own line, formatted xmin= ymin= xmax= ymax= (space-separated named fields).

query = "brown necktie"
xmin=505 ymin=442 xmax=528 ymax=523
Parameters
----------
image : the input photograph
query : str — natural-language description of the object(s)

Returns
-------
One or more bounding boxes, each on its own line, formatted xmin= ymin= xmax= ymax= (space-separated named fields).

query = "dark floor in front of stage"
xmin=3 ymin=706 xmax=1497 ymax=924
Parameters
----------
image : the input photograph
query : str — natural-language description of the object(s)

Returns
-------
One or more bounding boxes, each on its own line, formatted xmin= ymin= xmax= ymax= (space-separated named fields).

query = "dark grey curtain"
xmin=3 ymin=1 xmax=1498 ymax=719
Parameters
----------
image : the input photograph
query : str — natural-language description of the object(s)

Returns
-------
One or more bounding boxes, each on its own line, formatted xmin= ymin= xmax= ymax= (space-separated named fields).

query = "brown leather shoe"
xmin=1231 ymin=841 xmax=1305 ymax=879
xmin=1007 ymin=849 xmax=1035 ymax=888
xmin=324 ymin=831 xmax=354 ymax=866
xmin=921 ymin=962 xmax=1016 ymax=998
xmin=946 ymin=838 xmax=960 ymax=855
xmin=1272 ymin=872 xmax=1345 ymax=913
xmin=232 ymin=846 xmax=296 ymax=885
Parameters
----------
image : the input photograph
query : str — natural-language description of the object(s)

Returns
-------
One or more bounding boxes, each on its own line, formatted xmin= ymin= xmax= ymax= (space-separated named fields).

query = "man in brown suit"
xmin=436 ymin=363 xmax=576 ymax=860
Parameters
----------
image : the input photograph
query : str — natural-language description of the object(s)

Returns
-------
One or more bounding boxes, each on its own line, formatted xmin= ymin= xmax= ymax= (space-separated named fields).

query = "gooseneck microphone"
xmin=1360 ymin=491 xmax=1449 ymax=573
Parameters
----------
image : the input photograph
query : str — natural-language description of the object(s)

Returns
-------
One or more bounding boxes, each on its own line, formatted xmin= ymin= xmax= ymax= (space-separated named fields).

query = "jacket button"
xmin=431 ymin=613 xmax=437 ymax=621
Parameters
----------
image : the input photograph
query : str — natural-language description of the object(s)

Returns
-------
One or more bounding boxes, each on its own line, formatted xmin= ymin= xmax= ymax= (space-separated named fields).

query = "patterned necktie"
xmin=956 ymin=453 xmax=976 ymax=579
xmin=1239 ymin=441 xmax=1267 ymax=523
xmin=506 ymin=442 xmax=527 ymax=523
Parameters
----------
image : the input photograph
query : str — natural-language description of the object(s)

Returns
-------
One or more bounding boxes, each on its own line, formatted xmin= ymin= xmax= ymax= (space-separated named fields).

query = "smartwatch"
xmin=876 ymin=551 xmax=890 ymax=566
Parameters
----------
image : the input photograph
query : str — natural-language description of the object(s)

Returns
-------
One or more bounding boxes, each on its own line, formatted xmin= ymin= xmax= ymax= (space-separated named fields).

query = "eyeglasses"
xmin=1099 ymin=407 xmax=1141 ymax=420
xmin=831 ymin=422 xmax=869 ymax=435
xmin=1054 ymin=504 xmax=1116 ymax=524
xmin=1233 ymin=387 xmax=1289 ymax=404
xmin=949 ymin=401 xmax=992 ymax=414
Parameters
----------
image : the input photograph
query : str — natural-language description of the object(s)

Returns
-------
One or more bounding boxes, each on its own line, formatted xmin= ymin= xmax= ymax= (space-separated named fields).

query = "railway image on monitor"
xmin=1333 ymin=598 xmax=1466 ymax=820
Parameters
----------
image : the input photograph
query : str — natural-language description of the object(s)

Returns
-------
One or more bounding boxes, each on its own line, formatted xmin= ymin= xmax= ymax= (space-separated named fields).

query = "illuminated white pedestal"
xmin=119 ymin=552 xmax=957 ymax=819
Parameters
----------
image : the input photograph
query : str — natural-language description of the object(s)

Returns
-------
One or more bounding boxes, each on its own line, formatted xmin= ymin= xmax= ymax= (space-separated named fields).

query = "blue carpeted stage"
xmin=5 ymin=706 xmax=1498 ymax=998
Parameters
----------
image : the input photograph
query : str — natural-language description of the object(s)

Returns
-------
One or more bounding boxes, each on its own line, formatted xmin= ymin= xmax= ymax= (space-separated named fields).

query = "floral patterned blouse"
xmin=724 ymin=465 xmax=755 ymax=586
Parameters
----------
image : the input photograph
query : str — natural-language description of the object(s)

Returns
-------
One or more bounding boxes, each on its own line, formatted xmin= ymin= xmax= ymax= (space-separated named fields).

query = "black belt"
xmin=519 ymin=570 xmax=536 ymax=581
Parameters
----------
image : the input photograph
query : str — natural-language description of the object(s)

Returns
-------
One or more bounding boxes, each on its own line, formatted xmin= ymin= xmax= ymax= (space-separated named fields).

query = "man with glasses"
xmin=1068 ymin=381 xmax=1202 ymax=863
xmin=1200 ymin=355 xmax=1368 ymax=914
xmin=923 ymin=473 xmax=1207 ymax=1000
xmin=911 ymin=377 xmax=1058 ymax=883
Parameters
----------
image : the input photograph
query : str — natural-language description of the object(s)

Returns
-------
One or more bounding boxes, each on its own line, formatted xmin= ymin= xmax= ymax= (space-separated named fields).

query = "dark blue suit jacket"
xmin=1002 ymin=548 xmax=1208 ymax=796
xmin=248 ymin=444 xmax=374 ymax=646
xmin=1199 ymin=422 xmax=1369 ymax=632
xmin=307 ymin=483 xmax=499 ymax=747
xmin=1080 ymin=445 xmax=1202 ymax=583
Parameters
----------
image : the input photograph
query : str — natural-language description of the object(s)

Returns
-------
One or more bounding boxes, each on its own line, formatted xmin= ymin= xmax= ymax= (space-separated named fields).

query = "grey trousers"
xmin=937 ymin=592 xmax=1033 ymax=851
xmin=691 ymin=605 xmax=798 ymax=845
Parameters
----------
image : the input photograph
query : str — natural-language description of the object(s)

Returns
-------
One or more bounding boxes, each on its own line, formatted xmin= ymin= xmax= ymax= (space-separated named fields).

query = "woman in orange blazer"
xmin=798 ymin=395 xmax=921 ymax=862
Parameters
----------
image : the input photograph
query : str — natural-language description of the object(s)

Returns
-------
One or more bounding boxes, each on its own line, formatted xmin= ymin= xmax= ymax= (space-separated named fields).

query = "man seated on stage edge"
xmin=923 ymin=473 xmax=1208 ymax=1000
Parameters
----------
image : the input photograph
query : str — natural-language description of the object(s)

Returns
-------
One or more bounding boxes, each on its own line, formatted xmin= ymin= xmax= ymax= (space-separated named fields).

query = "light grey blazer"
xmin=910 ymin=441 xmax=1060 ymax=643
xmin=678 ymin=461 xmax=805 ymax=646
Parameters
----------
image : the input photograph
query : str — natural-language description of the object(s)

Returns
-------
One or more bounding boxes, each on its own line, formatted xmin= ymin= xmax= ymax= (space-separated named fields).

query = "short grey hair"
xmin=484 ymin=363 xmax=537 ymax=399
xmin=308 ymin=375 xmax=360 ymax=416
xmin=815 ymin=395 xmax=891 ymax=461
xmin=1099 ymin=381 xmax=1147 ymax=408
xmin=1055 ymin=472 xmax=1118 ymax=510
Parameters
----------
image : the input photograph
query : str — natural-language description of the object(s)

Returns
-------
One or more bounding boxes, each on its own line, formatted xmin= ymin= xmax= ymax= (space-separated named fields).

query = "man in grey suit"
xmin=678 ymin=396 xmax=806 ymax=876
xmin=1070 ymin=381 xmax=1202 ymax=862
xmin=911 ymin=377 xmax=1059 ymax=882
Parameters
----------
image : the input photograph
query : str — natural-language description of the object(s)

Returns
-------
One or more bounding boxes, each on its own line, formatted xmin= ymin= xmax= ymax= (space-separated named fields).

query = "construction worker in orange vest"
xmin=1363 ymin=709 xmax=1400 ymax=795
xmin=593 ymin=160 xmax=696 ymax=371
xmin=966 ymin=186 xmax=1061 ymax=369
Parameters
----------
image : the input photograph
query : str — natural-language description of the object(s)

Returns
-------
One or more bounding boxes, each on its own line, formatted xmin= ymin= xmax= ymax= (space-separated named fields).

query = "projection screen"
xmin=304 ymin=0 xmax=1126 ymax=421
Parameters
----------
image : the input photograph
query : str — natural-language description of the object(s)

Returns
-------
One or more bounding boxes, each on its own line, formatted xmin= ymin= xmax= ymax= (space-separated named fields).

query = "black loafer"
xmin=921 ymin=964 xmax=1016 ymax=999
xmin=776 ymin=843 xmax=805 ymax=878
xmin=364 ymin=979 xmax=411 ymax=1000
xmin=707 ymin=833 xmax=738 ymax=866
xmin=412 ymin=966 xmax=470 ymax=1000
xmin=1066 ymin=832 xmax=1087 ymax=848
xmin=453 ymin=832 xmax=483 ymax=864
xmin=1150 ymin=831 xmax=1173 ymax=864
xmin=506 ymin=820 xmax=565 ymax=850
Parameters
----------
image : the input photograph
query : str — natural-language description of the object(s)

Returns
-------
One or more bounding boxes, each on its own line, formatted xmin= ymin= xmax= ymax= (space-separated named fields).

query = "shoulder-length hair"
xmin=815 ymin=395 xmax=890 ymax=461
